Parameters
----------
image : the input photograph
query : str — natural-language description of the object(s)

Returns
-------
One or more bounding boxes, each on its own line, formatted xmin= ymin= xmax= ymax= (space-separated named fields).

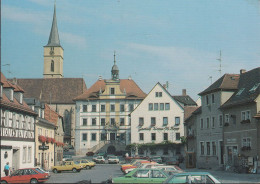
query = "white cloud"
xmin=60 ymin=32 xmax=87 ymax=49
xmin=2 ymin=5 xmax=49 ymax=24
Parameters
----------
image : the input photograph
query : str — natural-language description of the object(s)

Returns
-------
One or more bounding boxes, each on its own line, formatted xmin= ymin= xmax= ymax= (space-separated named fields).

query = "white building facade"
xmin=131 ymin=83 xmax=187 ymax=157
xmin=74 ymin=59 xmax=146 ymax=155
xmin=1 ymin=73 xmax=37 ymax=176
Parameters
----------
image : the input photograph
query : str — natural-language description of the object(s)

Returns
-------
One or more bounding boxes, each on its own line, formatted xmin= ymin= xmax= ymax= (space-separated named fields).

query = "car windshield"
xmin=109 ymin=156 xmax=117 ymax=159
xmin=153 ymin=156 xmax=161 ymax=159
xmin=35 ymin=168 xmax=45 ymax=173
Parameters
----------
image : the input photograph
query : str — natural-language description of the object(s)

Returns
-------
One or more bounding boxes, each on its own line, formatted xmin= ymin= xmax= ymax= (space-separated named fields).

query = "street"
xmin=46 ymin=162 xmax=260 ymax=183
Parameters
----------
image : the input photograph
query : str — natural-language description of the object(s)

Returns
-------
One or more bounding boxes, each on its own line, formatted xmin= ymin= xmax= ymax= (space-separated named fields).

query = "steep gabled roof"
xmin=198 ymin=74 xmax=240 ymax=96
xmin=16 ymin=78 xmax=87 ymax=104
xmin=0 ymin=73 xmax=37 ymax=116
xmin=221 ymin=67 xmax=260 ymax=108
xmin=44 ymin=104 xmax=62 ymax=126
xmin=74 ymin=79 xmax=146 ymax=101
xmin=184 ymin=106 xmax=202 ymax=123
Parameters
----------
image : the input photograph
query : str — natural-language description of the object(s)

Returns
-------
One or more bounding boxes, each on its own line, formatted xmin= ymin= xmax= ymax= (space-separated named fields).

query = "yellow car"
xmin=51 ymin=161 xmax=83 ymax=173
xmin=78 ymin=159 xmax=96 ymax=169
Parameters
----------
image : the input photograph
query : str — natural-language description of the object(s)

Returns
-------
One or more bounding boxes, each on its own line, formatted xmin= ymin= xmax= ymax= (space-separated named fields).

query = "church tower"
xmin=43 ymin=3 xmax=64 ymax=78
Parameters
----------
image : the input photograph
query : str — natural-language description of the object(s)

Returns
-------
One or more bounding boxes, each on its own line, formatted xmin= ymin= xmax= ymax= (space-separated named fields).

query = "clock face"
xmin=50 ymin=50 xmax=54 ymax=55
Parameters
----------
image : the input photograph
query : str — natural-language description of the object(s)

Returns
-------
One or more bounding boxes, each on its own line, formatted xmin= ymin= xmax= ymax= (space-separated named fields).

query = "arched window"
xmin=51 ymin=60 xmax=54 ymax=72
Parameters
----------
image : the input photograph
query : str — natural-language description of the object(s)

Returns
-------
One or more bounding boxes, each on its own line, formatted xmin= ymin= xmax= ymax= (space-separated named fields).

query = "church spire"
xmin=46 ymin=2 xmax=61 ymax=47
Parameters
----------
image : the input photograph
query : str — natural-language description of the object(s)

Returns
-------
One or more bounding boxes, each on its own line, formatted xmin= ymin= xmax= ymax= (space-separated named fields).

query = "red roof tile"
xmin=44 ymin=104 xmax=62 ymax=126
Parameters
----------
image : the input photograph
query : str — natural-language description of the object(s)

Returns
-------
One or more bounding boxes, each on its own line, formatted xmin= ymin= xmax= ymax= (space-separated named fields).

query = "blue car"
xmin=163 ymin=172 xmax=221 ymax=184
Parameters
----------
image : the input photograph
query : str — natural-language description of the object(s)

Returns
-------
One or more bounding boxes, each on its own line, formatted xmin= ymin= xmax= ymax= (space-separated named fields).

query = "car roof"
xmin=174 ymin=172 xmax=211 ymax=175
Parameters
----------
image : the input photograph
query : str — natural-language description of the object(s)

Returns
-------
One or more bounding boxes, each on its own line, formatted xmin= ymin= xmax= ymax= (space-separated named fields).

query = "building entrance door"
xmin=110 ymin=133 xmax=116 ymax=141
xmin=12 ymin=149 xmax=20 ymax=171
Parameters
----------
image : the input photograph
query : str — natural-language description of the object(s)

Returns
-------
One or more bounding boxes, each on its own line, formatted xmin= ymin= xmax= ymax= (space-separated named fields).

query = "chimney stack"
xmin=240 ymin=69 xmax=246 ymax=74
xmin=163 ymin=84 xmax=167 ymax=89
xmin=182 ymin=89 xmax=187 ymax=96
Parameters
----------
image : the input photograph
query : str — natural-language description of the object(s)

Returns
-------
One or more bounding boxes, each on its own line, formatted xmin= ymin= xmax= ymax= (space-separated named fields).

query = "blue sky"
xmin=2 ymin=0 xmax=260 ymax=100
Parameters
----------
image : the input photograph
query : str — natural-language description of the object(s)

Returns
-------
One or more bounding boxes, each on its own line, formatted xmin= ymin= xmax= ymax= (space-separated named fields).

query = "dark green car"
xmin=112 ymin=168 xmax=169 ymax=183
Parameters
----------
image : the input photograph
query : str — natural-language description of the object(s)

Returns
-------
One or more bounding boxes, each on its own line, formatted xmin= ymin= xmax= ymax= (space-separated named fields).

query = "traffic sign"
xmin=39 ymin=145 xmax=49 ymax=150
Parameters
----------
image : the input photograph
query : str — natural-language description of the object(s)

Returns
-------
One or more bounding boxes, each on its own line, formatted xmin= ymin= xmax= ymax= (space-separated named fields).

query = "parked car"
xmin=164 ymin=157 xmax=179 ymax=166
xmin=124 ymin=162 xmax=162 ymax=174
xmin=77 ymin=159 xmax=96 ymax=169
xmin=94 ymin=156 xmax=105 ymax=164
xmin=36 ymin=167 xmax=50 ymax=178
xmin=62 ymin=155 xmax=72 ymax=161
xmin=112 ymin=168 xmax=169 ymax=183
xmin=121 ymin=159 xmax=144 ymax=171
xmin=153 ymin=165 xmax=183 ymax=175
xmin=86 ymin=152 xmax=94 ymax=156
xmin=163 ymin=172 xmax=221 ymax=183
xmin=122 ymin=160 xmax=155 ymax=174
xmin=150 ymin=156 xmax=163 ymax=164
xmin=0 ymin=168 xmax=50 ymax=184
xmin=51 ymin=161 xmax=83 ymax=173
xmin=92 ymin=155 xmax=98 ymax=162
xmin=108 ymin=156 xmax=120 ymax=164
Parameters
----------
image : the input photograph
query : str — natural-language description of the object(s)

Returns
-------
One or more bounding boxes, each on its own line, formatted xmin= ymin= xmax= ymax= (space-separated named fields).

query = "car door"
xmin=21 ymin=169 xmax=35 ymax=183
xmin=65 ymin=161 xmax=73 ymax=171
xmin=130 ymin=169 xmax=151 ymax=183
xmin=150 ymin=170 xmax=167 ymax=183
xmin=12 ymin=169 xmax=25 ymax=183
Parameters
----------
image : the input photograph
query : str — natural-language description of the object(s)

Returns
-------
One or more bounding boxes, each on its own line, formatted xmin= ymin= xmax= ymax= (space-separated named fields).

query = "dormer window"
xmin=10 ymin=89 xmax=14 ymax=101
xmin=0 ymin=84 xmax=2 ymax=98
xmin=19 ymin=93 xmax=23 ymax=104
xmin=249 ymin=83 xmax=260 ymax=93
xmin=42 ymin=109 xmax=45 ymax=118
xmin=236 ymin=88 xmax=245 ymax=96
xmin=110 ymin=88 xmax=115 ymax=95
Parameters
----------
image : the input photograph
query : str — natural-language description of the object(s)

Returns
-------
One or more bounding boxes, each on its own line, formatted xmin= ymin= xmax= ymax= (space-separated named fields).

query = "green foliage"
xmin=126 ymin=141 xmax=182 ymax=150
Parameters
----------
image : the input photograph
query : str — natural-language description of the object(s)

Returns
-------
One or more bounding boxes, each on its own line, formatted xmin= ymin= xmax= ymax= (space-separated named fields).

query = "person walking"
xmin=4 ymin=162 xmax=10 ymax=176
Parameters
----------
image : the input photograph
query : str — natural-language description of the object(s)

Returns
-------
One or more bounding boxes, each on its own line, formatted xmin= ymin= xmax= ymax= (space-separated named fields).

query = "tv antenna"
xmin=216 ymin=50 xmax=222 ymax=76
xmin=208 ymin=76 xmax=213 ymax=84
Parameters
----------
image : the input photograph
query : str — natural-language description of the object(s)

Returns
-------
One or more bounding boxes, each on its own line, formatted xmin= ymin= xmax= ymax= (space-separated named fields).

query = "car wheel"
xmin=1 ymin=180 xmax=7 ymax=184
xmin=102 ymin=161 xmax=105 ymax=164
xmin=30 ymin=179 xmax=38 ymax=184
xmin=72 ymin=168 xmax=77 ymax=173
xmin=86 ymin=166 xmax=91 ymax=170
xmin=53 ymin=169 xmax=58 ymax=173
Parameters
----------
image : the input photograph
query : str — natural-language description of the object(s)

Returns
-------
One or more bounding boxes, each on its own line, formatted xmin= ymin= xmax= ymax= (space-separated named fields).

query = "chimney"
xmin=163 ymin=84 xmax=167 ymax=89
xmin=182 ymin=89 xmax=187 ymax=96
xmin=240 ymin=69 xmax=246 ymax=74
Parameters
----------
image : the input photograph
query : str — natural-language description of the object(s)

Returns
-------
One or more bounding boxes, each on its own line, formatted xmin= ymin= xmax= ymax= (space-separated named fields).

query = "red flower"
xmin=51 ymin=138 xmax=56 ymax=144
xmin=38 ymin=135 xmax=47 ymax=143
xmin=46 ymin=137 xmax=52 ymax=143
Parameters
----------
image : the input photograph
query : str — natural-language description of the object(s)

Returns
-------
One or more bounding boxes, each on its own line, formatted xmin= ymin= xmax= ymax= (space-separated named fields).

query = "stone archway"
xmin=107 ymin=145 xmax=116 ymax=155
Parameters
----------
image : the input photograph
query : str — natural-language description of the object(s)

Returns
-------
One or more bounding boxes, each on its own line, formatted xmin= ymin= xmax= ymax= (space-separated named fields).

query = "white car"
xmin=124 ymin=163 xmax=162 ymax=174
xmin=95 ymin=156 xmax=105 ymax=164
xmin=107 ymin=156 xmax=119 ymax=164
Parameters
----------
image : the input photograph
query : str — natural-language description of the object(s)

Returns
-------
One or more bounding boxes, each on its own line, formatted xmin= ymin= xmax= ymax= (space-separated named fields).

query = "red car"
xmin=1 ymin=168 xmax=50 ymax=183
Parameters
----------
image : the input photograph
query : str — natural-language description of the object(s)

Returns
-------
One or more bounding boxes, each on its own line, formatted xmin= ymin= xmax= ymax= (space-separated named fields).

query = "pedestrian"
xmin=4 ymin=162 xmax=10 ymax=176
